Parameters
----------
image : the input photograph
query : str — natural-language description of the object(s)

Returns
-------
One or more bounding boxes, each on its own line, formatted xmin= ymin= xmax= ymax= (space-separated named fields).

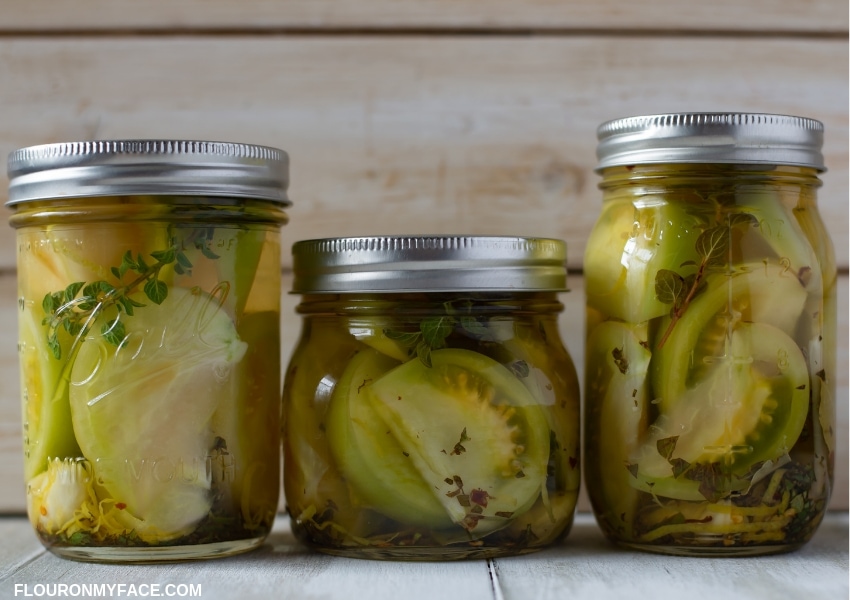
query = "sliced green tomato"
xmin=735 ymin=190 xmax=824 ymax=292
xmin=18 ymin=223 xmax=178 ymax=484
xmin=19 ymin=305 xmax=82 ymax=482
xmin=584 ymin=198 xmax=702 ymax=324
xmin=337 ymin=348 xmax=550 ymax=535
xmin=652 ymin=262 xmax=808 ymax=414
xmin=585 ymin=321 xmax=650 ymax=530
xmin=325 ymin=349 xmax=447 ymax=526
xmin=20 ymin=224 xmax=173 ymax=302
xmin=210 ymin=311 xmax=281 ymax=529
xmin=181 ymin=227 xmax=271 ymax=317
xmin=283 ymin=321 xmax=366 ymax=529
xmin=69 ymin=286 xmax=248 ymax=542
xmin=633 ymin=322 xmax=809 ymax=500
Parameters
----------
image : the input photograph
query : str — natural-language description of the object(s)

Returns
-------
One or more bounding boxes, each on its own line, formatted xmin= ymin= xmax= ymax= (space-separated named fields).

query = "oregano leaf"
xmin=64 ymin=282 xmax=85 ymax=303
xmin=42 ymin=293 xmax=56 ymax=315
xmin=670 ymin=457 xmax=691 ymax=478
xmin=47 ymin=334 xmax=61 ymax=360
xmin=118 ymin=296 xmax=135 ymax=316
xmin=421 ymin=316 xmax=454 ymax=349
xmin=695 ymin=226 xmax=728 ymax=265
xmin=728 ymin=212 xmax=759 ymax=229
xmin=150 ymin=248 xmax=176 ymax=264
xmin=383 ymin=328 xmax=421 ymax=347
xmin=458 ymin=316 xmax=492 ymax=340
xmin=176 ymin=251 xmax=193 ymax=269
xmin=101 ymin=318 xmax=126 ymax=347
xmin=416 ymin=340 xmax=433 ymax=368
xmin=611 ymin=347 xmax=629 ymax=375
xmin=655 ymin=269 xmax=686 ymax=306
xmin=144 ymin=279 xmax=168 ymax=305
xmin=656 ymin=436 xmax=679 ymax=462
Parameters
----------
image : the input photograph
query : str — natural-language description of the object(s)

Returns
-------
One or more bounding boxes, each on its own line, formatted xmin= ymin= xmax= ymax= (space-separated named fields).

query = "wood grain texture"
xmin=0 ymin=272 xmax=846 ymax=513
xmin=492 ymin=514 xmax=849 ymax=600
xmin=0 ymin=514 xmax=846 ymax=600
xmin=0 ymin=0 xmax=846 ymax=33
xmin=0 ymin=37 xmax=847 ymax=271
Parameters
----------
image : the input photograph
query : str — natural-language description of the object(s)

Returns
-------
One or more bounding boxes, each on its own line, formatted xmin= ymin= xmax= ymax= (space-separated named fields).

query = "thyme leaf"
xmin=42 ymin=236 xmax=218 ymax=359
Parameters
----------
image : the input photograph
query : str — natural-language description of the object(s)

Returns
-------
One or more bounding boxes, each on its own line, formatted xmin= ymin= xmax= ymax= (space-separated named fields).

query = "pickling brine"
xmin=283 ymin=237 xmax=580 ymax=560
xmin=585 ymin=137 xmax=836 ymax=554
xmin=8 ymin=141 xmax=290 ymax=562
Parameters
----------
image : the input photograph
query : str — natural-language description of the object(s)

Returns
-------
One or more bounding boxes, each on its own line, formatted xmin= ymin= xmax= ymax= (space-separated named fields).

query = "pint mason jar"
xmin=7 ymin=140 xmax=290 ymax=562
xmin=583 ymin=114 xmax=836 ymax=556
xmin=283 ymin=236 xmax=581 ymax=560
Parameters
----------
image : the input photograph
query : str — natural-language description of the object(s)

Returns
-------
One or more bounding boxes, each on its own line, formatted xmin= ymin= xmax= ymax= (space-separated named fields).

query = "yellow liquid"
xmin=14 ymin=197 xmax=283 ymax=561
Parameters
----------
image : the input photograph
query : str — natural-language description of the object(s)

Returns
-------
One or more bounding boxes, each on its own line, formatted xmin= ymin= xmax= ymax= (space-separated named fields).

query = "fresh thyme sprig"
xmin=383 ymin=298 xmax=529 ymax=376
xmin=41 ymin=231 xmax=220 ymax=360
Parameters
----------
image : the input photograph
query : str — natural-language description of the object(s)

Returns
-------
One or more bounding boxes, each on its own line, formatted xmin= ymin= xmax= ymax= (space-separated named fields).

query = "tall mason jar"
xmin=7 ymin=140 xmax=290 ymax=562
xmin=584 ymin=114 xmax=836 ymax=556
xmin=283 ymin=236 xmax=581 ymax=560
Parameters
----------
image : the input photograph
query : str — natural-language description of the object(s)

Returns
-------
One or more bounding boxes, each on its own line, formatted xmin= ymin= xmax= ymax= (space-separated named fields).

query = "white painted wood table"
xmin=0 ymin=513 xmax=846 ymax=600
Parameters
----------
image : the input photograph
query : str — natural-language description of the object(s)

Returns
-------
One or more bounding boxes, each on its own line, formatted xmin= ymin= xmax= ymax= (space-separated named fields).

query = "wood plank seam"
xmin=0 ymin=28 xmax=846 ymax=38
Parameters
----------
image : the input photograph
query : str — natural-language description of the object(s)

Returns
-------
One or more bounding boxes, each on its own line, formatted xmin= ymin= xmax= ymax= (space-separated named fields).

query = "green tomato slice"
xmin=329 ymin=348 xmax=550 ymax=535
xmin=326 ymin=348 xmax=447 ymax=526
xmin=584 ymin=197 xmax=702 ymax=324
xmin=69 ymin=286 xmax=248 ymax=542
xmin=19 ymin=307 xmax=82 ymax=482
xmin=585 ymin=321 xmax=651 ymax=530
xmin=633 ymin=322 xmax=809 ymax=499
xmin=653 ymin=263 xmax=808 ymax=414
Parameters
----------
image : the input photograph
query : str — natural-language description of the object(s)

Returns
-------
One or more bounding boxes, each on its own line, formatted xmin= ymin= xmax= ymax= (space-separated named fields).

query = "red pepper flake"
xmin=39 ymin=506 xmax=47 ymax=516
xmin=115 ymin=502 xmax=127 ymax=510
xmin=569 ymin=456 xmax=578 ymax=469
xmin=470 ymin=489 xmax=490 ymax=507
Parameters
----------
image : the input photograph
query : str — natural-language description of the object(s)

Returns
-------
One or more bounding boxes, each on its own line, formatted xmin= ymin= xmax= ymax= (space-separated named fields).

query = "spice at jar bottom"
xmin=584 ymin=113 xmax=836 ymax=556
xmin=7 ymin=141 xmax=290 ymax=563
xmin=283 ymin=236 xmax=581 ymax=560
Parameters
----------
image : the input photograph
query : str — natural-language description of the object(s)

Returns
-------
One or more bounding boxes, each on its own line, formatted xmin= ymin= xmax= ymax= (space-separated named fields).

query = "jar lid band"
xmin=291 ymin=236 xmax=568 ymax=293
xmin=6 ymin=140 xmax=291 ymax=206
xmin=596 ymin=113 xmax=825 ymax=171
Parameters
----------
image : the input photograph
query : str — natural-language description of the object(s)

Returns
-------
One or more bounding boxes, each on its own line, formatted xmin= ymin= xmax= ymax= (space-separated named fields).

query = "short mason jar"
xmin=583 ymin=114 xmax=836 ymax=556
xmin=283 ymin=236 xmax=581 ymax=560
xmin=7 ymin=140 xmax=290 ymax=562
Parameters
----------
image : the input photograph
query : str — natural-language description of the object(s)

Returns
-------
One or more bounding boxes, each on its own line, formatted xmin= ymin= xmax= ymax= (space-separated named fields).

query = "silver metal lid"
xmin=596 ymin=113 xmax=825 ymax=171
xmin=291 ymin=236 xmax=568 ymax=293
xmin=6 ymin=140 xmax=291 ymax=206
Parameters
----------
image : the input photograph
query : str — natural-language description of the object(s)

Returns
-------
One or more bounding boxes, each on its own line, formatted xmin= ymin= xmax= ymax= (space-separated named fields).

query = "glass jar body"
xmin=283 ymin=292 xmax=581 ymax=560
xmin=583 ymin=164 xmax=836 ymax=556
xmin=13 ymin=196 xmax=286 ymax=562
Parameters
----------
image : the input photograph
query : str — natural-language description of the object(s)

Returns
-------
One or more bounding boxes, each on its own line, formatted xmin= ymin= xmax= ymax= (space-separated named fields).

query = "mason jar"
xmin=283 ymin=236 xmax=581 ymax=560
xmin=583 ymin=114 xmax=836 ymax=556
xmin=7 ymin=140 xmax=290 ymax=562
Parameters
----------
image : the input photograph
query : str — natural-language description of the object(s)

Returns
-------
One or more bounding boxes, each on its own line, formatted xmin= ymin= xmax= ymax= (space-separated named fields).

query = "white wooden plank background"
xmin=0 ymin=37 xmax=846 ymax=271
xmin=1 ymin=0 xmax=846 ymax=32
xmin=0 ymin=1 xmax=846 ymax=521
